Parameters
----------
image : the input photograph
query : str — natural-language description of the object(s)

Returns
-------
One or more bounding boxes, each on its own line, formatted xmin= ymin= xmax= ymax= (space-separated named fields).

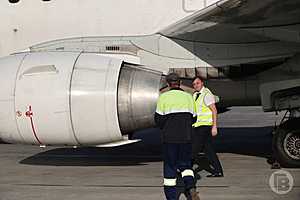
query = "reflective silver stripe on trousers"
xmin=164 ymin=178 xmax=177 ymax=186
xmin=181 ymin=169 xmax=194 ymax=177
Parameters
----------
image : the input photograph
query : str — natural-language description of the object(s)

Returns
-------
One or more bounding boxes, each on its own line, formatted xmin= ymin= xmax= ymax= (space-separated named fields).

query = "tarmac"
xmin=0 ymin=106 xmax=299 ymax=200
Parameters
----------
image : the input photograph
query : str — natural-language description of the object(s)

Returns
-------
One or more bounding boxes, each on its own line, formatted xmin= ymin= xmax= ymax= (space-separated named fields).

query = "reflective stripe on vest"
xmin=193 ymin=87 xmax=213 ymax=127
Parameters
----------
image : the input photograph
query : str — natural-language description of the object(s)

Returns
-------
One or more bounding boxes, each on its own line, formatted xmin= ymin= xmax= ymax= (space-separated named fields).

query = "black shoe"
xmin=185 ymin=188 xmax=200 ymax=200
xmin=206 ymin=173 xmax=224 ymax=178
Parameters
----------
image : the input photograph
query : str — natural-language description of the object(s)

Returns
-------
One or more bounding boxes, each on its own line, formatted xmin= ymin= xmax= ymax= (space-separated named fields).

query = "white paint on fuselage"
xmin=0 ymin=0 xmax=220 ymax=57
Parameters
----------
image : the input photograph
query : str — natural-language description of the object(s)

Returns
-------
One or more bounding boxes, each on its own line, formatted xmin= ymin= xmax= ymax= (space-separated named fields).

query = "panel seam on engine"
xmin=68 ymin=52 xmax=83 ymax=146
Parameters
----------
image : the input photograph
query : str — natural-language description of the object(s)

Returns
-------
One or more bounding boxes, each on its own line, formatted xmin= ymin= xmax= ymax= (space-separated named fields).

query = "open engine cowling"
xmin=0 ymin=52 xmax=163 ymax=146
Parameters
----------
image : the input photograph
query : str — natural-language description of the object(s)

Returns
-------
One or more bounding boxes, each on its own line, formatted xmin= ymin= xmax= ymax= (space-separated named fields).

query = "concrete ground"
xmin=0 ymin=106 xmax=299 ymax=200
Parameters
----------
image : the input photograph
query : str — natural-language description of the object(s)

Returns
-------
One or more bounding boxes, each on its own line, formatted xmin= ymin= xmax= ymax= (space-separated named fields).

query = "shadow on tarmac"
xmin=0 ymin=139 xmax=8 ymax=144
xmin=20 ymin=126 xmax=273 ymax=167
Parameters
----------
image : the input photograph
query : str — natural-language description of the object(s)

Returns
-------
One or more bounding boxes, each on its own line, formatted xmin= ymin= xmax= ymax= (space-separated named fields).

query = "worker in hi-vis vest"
xmin=155 ymin=73 xmax=200 ymax=200
xmin=192 ymin=76 xmax=224 ymax=178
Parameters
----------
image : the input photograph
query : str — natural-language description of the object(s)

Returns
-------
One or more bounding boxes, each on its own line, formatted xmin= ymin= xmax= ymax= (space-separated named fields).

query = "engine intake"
xmin=0 ymin=52 xmax=163 ymax=146
xmin=118 ymin=63 xmax=163 ymax=134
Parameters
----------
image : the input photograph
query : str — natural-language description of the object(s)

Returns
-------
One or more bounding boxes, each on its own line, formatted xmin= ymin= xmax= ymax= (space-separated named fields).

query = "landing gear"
xmin=272 ymin=110 xmax=300 ymax=168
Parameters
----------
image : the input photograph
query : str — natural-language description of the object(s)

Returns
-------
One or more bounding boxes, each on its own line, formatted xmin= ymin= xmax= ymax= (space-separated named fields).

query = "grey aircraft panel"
xmin=159 ymin=0 xmax=300 ymax=44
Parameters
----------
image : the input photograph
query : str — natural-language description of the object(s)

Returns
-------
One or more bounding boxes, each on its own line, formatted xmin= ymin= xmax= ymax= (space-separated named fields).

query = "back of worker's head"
xmin=166 ymin=73 xmax=180 ymax=88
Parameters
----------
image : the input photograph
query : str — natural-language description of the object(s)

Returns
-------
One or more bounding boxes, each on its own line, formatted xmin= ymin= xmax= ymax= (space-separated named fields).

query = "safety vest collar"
xmin=169 ymin=87 xmax=184 ymax=91
xmin=199 ymin=87 xmax=205 ymax=93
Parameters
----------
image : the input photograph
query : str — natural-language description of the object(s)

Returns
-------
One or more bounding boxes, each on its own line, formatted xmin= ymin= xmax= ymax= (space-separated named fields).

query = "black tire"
xmin=273 ymin=118 xmax=300 ymax=168
xmin=8 ymin=0 xmax=20 ymax=3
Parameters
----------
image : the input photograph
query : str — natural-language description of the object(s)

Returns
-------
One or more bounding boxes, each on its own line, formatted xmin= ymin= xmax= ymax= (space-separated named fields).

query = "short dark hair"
xmin=166 ymin=73 xmax=180 ymax=84
xmin=192 ymin=76 xmax=204 ymax=83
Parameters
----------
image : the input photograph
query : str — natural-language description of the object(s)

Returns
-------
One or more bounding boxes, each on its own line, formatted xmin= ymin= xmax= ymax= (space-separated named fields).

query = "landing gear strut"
xmin=272 ymin=109 xmax=300 ymax=168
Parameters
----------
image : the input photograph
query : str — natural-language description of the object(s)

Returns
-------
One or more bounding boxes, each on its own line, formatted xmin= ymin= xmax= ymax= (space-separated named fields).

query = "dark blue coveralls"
xmin=155 ymin=87 xmax=196 ymax=200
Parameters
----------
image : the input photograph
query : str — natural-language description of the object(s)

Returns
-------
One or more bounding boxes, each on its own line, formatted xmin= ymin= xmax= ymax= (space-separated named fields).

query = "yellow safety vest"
xmin=192 ymin=87 xmax=213 ymax=127
xmin=156 ymin=89 xmax=195 ymax=116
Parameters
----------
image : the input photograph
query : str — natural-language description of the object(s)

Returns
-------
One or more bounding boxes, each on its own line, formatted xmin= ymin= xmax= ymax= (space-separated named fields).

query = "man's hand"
xmin=211 ymin=126 xmax=218 ymax=137
xmin=208 ymin=103 xmax=218 ymax=137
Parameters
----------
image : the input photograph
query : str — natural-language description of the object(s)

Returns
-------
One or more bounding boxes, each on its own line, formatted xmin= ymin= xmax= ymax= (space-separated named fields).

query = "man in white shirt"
xmin=192 ymin=76 xmax=224 ymax=178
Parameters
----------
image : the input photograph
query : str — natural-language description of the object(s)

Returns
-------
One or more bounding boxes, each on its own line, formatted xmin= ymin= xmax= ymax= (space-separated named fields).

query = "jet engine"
xmin=0 ymin=52 xmax=163 ymax=146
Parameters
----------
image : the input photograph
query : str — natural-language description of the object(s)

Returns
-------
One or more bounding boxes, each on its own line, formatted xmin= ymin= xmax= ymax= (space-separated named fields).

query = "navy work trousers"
xmin=163 ymin=143 xmax=195 ymax=200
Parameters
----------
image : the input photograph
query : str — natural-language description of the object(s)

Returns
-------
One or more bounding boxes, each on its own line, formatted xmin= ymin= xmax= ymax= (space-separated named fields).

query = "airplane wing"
xmin=159 ymin=0 xmax=300 ymax=65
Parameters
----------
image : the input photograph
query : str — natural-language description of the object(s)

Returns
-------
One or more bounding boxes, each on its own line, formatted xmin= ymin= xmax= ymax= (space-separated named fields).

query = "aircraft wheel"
xmin=273 ymin=118 xmax=300 ymax=168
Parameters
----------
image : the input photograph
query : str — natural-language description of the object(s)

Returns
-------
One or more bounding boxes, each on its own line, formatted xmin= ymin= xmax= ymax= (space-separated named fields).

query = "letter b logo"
xmin=269 ymin=170 xmax=294 ymax=194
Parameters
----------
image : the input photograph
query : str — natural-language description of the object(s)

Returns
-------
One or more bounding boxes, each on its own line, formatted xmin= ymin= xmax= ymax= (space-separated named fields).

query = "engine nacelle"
xmin=0 ymin=52 xmax=163 ymax=146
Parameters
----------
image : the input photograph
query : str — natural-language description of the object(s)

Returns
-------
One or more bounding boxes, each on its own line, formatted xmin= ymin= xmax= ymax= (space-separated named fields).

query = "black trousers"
xmin=192 ymin=126 xmax=223 ymax=174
